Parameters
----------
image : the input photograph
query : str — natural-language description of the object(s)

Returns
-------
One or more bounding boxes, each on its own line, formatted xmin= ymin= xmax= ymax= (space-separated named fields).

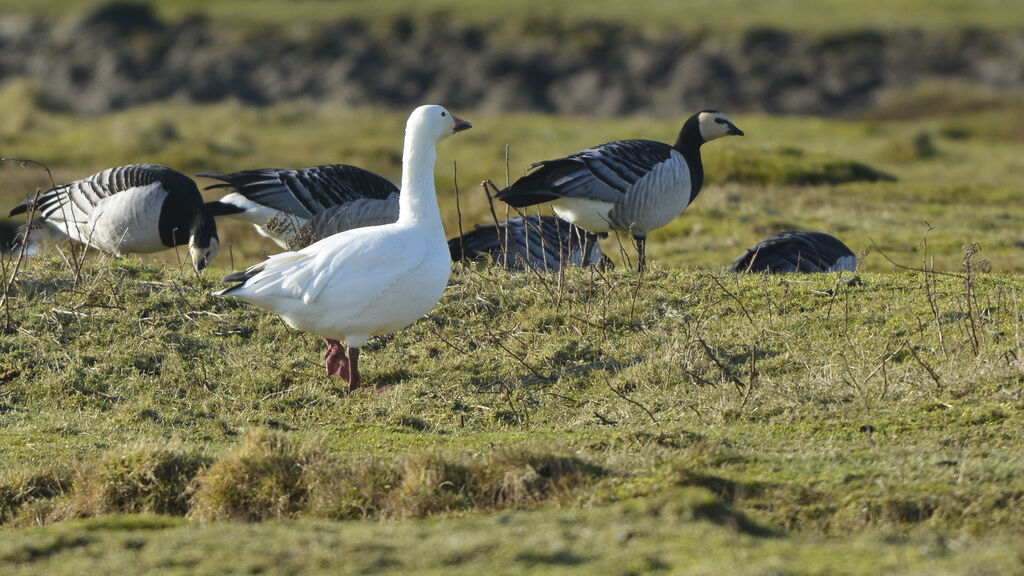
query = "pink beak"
xmin=452 ymin=114 xmax=472 ymax=133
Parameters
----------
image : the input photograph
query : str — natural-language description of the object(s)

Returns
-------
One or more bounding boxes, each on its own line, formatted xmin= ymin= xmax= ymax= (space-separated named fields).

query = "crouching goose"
xmin=449 ymin=215 xmax=605 ymax=271
xmin=200 ymin=164 xmax=399 ymax=250
xmin=729 ymin=231 xmax=856 ymax=273
xmin=495 ymin=110 xmax=743 ymax=273
xmin=8 ymin=164 xmax=220 ymax=271
xmin=215 ymin=105 xmax=471 ymax=390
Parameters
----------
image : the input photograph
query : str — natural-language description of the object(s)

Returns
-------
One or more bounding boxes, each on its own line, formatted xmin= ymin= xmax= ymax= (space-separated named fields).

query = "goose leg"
xmin=635 ymin=236 xmax=647 ymax=274
xmin=325 ymin=338 xmax=351 ymax=382
xmin=581 ymin=233 xmax=597 ymax=267
xmin=347 ymin=347 xmax=362 ymax=391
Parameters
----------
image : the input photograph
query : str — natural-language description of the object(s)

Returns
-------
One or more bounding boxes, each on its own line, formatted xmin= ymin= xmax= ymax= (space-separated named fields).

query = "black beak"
xmin=728 ymin=122 xmax=744 ymax=136
xmin=452 ymin=114 xmax=472 ymax=133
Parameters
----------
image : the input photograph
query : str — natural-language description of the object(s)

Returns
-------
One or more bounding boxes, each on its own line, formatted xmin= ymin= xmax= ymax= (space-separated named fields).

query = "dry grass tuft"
xmin=187 ymin=429 xmax=320 ymax=522
xmin=0 ymin=466 xmax=71 ymax=525
xmin=58 ymin=441 xmax=208 ymax=520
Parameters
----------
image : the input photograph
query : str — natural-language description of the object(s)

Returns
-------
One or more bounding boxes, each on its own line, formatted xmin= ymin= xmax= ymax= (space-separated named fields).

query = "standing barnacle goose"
xmin=200 ymin=164 xmax=399 ymax=250
xmin=8 ymin=164 xmax=221 ymax=271
xmin=495 ymin=110 xmax=743 ymax=272
xmin=448 ymin=214 xmax=606 ymax=271
xmin=729 ymin=231 xmax=857 ymax=273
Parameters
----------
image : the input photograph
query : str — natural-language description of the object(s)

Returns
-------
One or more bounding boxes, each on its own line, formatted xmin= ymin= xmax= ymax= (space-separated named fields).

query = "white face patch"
xmin=190 ymin=236 xmax=219 ymax=271
xmin=697 ymin=112 xmax=742 ymax=142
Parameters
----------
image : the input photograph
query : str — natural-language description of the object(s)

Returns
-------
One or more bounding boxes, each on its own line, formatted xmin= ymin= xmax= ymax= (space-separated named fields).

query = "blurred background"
xmin=1 ymin=0 xmax=1022 ymax=270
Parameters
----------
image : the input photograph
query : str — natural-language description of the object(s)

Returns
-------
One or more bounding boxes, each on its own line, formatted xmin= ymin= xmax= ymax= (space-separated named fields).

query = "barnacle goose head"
xmin=188 ymin=209 xmax=220 ymax=272
xmin=697 ymin=110 xmax=744 ymax=142
xmin=408 ymin=105 xmax=472 ymax=143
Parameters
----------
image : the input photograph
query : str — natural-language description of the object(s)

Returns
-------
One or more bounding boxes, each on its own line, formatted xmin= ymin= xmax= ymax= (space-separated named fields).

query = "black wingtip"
xmin=204 ymin=201 xmax=246 ymax=217
xmin=221 ymin=269 xmax=258 ymax=284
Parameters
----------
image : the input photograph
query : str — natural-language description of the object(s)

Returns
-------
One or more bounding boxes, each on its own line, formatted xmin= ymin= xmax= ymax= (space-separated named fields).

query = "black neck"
xmin=673 ymin=115 xmax=706 ymax=205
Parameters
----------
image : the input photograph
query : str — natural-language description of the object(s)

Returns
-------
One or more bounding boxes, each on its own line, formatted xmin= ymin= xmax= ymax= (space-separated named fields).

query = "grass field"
xmin=0 ymin=253 xmax=1023 ymax=573
xmin=2 ymin=2 xmax=1024 ymax=572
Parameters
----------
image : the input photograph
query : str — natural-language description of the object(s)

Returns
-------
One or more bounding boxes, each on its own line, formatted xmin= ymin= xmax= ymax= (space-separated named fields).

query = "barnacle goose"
xmin=495 ymin=110 xmax=743 ymax=272
xmin=729 ymin=231 xmax=857 ymax=273
xmin=8 ymin=164 xmax=220 ymax=271
xmin=200 ymin=164 xmax=399 ymax=250
xmin=448 ymin=214 xmax=605 ymax=271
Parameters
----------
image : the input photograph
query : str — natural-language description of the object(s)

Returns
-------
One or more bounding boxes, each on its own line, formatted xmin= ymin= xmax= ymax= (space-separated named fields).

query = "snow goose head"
xmin=407 ymin=105 xmax=473 ymax=145
xmin=696 ymin=110 xmax=744 ymax=142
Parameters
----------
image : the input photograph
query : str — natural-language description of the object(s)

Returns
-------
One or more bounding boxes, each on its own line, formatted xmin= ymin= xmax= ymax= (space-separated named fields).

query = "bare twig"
xmin=869 ymin=236 xmax=964 ymax=279
xmin=708 ymin=272 xmax=756 ymax=325
xmin=605 ymin=378 xmax=657 ymax=424
xmin=481 ymin=180 xmax=508 ymax=265
xmin=908 ymin=346 xmax=942 ymax=390
xmin=695 ymin=333 xmax=748 ymax=395
xmin=489 ymin=331 xmax=548 ymax=382
xmin=962 ymin=243 xmax=983 ymax=356
xmin=1 ymin=157 xmax=57 ymax=333
xmin=454 ymin=160 xmax=465 ymax=263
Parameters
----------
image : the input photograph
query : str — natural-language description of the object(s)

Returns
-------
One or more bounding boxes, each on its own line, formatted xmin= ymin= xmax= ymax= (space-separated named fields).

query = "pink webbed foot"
xmin=324 ymin=339 xmax=351 ymax=382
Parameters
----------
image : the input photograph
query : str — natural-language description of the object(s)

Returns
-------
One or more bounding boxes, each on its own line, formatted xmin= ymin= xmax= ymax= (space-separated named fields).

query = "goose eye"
xmin=441 ymin=111 xmax=447 ymax=117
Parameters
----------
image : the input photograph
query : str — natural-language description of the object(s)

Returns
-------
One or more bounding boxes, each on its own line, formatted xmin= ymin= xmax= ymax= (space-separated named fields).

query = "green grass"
xmin=1 ymin=0 xmax=1021 ymax=35
xmin=0 ymin=249 xmax=1023 ymax=572
xmin=2 ymin=34 xmax=1024 ymax=570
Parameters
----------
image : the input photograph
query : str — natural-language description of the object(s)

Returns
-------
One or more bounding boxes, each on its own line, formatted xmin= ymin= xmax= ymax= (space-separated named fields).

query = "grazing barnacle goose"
xmin=8 ymin=164 xmax=220 ymax=271
xmin=448 ymin=214 xmax=605 ymax=271
xmin=215 ymin=105 xmax=471 ymax=391
xmin=729 ymin=231 xmax=857 ymax=273
xmin=200 ymin=164 xmax=399 ymax=250
xmin=495 ymin=110 xmax=743 ymax=273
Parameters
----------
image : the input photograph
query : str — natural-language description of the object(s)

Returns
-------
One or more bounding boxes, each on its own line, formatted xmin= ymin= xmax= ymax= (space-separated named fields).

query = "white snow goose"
xmin=215 ymin=105 xmax=471 ymax=390
xmin=495 ymin=110 xmax=743 ymax=273
xmin=8 ymin=164 xmax=220 ymax=271
xmin=199 ymin=164 xmax=399 ymax=250
xmin=449 ymin=214 xmax=606 ymax=271
xmin=729 ymin=231 xmax=856 ymax=273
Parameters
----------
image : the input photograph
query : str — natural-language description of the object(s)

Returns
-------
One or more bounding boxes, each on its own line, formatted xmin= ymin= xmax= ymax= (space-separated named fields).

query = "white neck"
xmin=397 ymin=128 xmax=444 ymax=234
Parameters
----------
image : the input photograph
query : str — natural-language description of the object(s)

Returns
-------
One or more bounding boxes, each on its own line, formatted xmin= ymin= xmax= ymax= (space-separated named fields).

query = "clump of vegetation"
xmin=707 ymin=145 xmax=895 ymax=185
xmin=879 ymin=131 xmax=941 ymax=162
xmin=187 ymin=429 xmax=321 ymax=522
xmin=192 ymin=437 xmax=604 ymax=522
xmin=0 ymin=467 xmax=71 ymax=525
xmin=60 ymin=441 xmax=209 ymax=519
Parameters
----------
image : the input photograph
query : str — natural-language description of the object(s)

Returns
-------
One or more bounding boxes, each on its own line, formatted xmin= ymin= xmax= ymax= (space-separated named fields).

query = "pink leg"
xmin=347 ymin=347 xmax=361 ymax=391
xmin=324 ymin=338 xmax=350 ymax=382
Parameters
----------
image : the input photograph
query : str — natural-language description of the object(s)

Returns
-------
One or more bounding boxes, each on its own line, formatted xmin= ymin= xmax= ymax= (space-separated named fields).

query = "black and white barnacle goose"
xmin=729 ymin=231 xmax=857 ymax=273
xmin=8 ymin=164 xmax=221 ymax=271
xmin=199 ymin=164 xmax=399 ymax=250
xmin=448 ymin=214 xmax=606 ymax=271
xmin=495 ymin=110 xmax=743 ymax=272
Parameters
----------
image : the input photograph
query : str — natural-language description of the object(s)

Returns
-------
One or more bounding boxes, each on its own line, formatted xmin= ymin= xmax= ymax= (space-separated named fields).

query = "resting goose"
xmin=8 ymin=164 xmax=220 ymax=271
xmin=215 ymin=105 xmax=471 ymax=390
xmin=200 ymin=164 xmax=399 ymax=250
xmin=495 ymin=110 xmax=743 ymax=272
xmin=449 ymin=215 xmax=605 ymax=271
xmin=729 ymin=231 xmax=856 ymax=273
